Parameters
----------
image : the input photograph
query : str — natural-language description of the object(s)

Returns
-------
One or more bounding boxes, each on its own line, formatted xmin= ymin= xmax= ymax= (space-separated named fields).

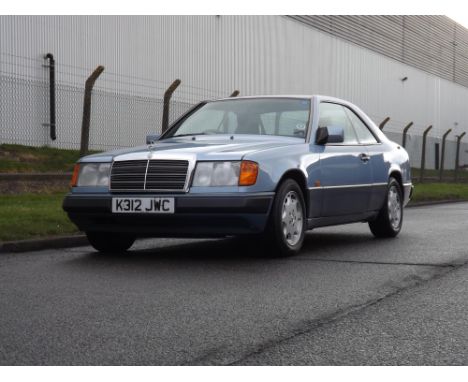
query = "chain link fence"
xmin=0 ymin=52 xmax=467 ymax=180
xmin=0 ymin=52 xmax=228 ymax=151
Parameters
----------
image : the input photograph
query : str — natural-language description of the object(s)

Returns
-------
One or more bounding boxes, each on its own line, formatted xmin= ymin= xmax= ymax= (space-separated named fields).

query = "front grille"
xmin=111 ymin=160 xmax=147 ymax=190
xmin=146 ymin=160 xmax=188 ymax=190
xmin=110 ymin=159 xmax=189 ymax=191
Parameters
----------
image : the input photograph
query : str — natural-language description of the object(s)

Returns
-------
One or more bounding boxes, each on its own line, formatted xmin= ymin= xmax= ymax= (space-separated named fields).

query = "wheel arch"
xmin=389 ymin=170 xmax=403 ymax=190
xmin=275 ymin=169 xmax=309 ymax=217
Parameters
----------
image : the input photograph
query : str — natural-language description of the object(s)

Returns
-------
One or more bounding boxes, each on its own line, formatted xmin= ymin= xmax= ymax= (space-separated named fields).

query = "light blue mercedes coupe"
xmin=63 ymin=95 xmax=413 ymax=256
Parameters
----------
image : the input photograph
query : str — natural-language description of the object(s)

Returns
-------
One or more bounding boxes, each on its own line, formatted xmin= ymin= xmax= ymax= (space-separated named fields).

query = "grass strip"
xmin=411 ymin=182 xmax=468 ymax=202
xmin=0 ymin=192 xmax=78 ymax=242
xmin=0 ymin=144 xmax=99 ymax=173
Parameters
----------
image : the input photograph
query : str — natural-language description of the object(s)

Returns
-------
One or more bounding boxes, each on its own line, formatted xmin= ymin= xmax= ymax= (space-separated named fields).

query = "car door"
xmin=317 ymin=102 xmax=373 ymax=217
xmin=343 ymin=106 xmax=387 ymax=211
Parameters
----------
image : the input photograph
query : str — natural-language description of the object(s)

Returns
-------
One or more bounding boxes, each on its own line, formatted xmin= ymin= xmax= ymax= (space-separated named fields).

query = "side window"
xmin=344 ymin=108 xmax=378 ymax=144
xmin=318 ymin=103 xmax=358 ymax=145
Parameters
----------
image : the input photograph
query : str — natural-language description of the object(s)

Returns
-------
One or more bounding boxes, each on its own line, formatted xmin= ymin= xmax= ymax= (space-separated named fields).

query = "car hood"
xmin=80 ymin=135 xmax=305 ymax=162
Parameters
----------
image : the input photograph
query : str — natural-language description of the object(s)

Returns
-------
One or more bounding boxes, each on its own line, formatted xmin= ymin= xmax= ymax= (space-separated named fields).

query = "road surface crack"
xmin=225 ymin=261 xmax=466 ymax=366
xmin=292 ymin=258 xmax=462 ymax=268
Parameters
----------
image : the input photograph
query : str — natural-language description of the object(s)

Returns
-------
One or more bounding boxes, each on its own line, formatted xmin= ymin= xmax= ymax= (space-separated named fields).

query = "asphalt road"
xmin=1 ymin=202 xmax=468 ymax=365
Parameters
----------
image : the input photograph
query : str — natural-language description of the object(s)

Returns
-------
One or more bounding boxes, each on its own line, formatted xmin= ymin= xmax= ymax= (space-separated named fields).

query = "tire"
xmin=86 ymin=232 xmax=135 ymax=253
xmin=368 ymin=177 xmax=403 ymax=238
xmin=264 ymin=179 xmax=307 ymax=257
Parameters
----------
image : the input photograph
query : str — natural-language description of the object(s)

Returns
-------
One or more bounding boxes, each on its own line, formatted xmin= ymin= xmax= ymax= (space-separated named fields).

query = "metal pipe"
xmin=455 ymin=132 xmax=466 ymax=182
xmin=402 ymin=122 xmax=413 ymax=148
xmin=419 ymin=125 xmax=433 ymax=183
xmin=379 ymin=117 xmax=390 ymax=130
xmin=162 ymin=79 xmax=181 ymax=133
xmin=44 ymin=53 xmax=56 ymax=140
xmin=80 ymin=65 xmax=105 ymax=157
xmin=439 ymin=129 xmax=452 ymax=181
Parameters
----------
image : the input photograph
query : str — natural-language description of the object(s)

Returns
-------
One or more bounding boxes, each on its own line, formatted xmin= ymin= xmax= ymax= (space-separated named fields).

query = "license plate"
xmin=112 ymin=197 xmax=175 ymax=214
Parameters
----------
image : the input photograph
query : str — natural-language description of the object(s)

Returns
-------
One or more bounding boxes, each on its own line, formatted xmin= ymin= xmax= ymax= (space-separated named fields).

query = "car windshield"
xmin=168 ymin=98 xmax=311 ymax=139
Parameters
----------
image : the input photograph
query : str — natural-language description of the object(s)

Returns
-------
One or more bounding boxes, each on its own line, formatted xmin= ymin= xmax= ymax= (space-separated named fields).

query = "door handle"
xmin=359 ymin=153 xmax=370 ymax=162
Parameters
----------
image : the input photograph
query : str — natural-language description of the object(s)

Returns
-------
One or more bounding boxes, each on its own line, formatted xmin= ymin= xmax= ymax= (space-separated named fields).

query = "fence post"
xmin=80 ymin=65 xmax=104 ymax=157
xmin=402 ymin=122 xmax=413 ymax=148
xmin=439 ymin=129 xmax=452 ymax=181
xmin=230 ymin=90 xmax=240 ymax=97
xmin=162 ymin=79 xmax=181 ymax=133
xmin=44 ymin=53 xmax=56 ymax=141
xmin=419 ymin=125 xmax=433 ymax=183
xmin=379 ymin=117 xmax=390 ymax=130
xmin=455 ymin=132 xmax=466 ymax=182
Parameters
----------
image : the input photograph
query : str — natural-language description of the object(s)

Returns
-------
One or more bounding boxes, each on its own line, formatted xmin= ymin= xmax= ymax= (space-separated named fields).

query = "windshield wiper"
xmin=173 ymin=133 xmax=207 ymax=137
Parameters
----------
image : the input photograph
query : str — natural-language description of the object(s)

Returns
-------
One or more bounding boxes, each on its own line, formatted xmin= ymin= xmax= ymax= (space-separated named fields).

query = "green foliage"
xmin=0 ymin=192 xmax=78 ymax=241
xmin=412 ymin=183 xmax=468 ymax=202
xmin=0 ymin=144 xmax=99 ymax=173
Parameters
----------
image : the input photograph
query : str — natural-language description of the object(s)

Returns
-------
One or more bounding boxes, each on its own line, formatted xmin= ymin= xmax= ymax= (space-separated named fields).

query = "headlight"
xmin=192 ymin=161 xmax=258 ymax=187
xmin=71 ymin=163 xmax=111 ymax=187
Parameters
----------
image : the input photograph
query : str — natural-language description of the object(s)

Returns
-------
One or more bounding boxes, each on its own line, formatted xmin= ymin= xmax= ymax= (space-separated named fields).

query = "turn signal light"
xmin=71 ymin=164 xmax=80 ymax=187
xmin=239 ymin=161 xmax=258 ymax=186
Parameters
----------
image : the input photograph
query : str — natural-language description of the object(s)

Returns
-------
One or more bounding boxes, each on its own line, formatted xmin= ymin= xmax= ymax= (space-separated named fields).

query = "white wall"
xmin=1 ymin=15 xmax=467 ymax=168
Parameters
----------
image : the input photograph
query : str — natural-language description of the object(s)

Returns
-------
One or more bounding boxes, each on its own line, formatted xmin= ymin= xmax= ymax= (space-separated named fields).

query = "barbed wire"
xmin=0 ymin=52 xmax=226 ymax=98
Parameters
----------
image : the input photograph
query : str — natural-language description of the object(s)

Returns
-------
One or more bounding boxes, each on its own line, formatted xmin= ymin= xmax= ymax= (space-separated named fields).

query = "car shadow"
xmin=64 ymin=228 xmax=380 ymax=270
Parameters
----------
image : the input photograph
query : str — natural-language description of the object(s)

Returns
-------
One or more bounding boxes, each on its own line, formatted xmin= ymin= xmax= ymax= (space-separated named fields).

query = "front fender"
xmin=241 ymin=144 xmax=319 ymax=192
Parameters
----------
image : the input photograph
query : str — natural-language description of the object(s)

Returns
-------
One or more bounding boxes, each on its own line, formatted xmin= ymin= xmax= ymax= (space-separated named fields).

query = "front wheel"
xmin=265 ymin=179 xmax=307 ymax=257
xmin=369 ymin=177 xmax=403 ymax=238
xmin=86 ymin=232 xmax=136 ymax=253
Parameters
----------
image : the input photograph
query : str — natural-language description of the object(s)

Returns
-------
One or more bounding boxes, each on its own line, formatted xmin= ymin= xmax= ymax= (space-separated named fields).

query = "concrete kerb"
xmin=0 ymin=235 xmax=88 ymax=254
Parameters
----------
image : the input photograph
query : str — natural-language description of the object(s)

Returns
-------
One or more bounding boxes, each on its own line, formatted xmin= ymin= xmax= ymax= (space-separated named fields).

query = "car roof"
xmin=211 ymin=95 xmax=313 ymax=102
xmin=208 ymin=94 xmax=351 ymax=105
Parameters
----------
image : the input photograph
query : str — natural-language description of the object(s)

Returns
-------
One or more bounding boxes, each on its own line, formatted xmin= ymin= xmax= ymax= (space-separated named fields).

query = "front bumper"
xmin=63 ymin=192 xmax=274 ymax=237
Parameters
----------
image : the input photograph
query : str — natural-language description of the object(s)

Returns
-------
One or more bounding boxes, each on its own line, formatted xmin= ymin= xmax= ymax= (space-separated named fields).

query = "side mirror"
xmin=316 ymin=126 xmax=345 ymax=145
xmin=146 ymin=134 xmax=161 ymax=144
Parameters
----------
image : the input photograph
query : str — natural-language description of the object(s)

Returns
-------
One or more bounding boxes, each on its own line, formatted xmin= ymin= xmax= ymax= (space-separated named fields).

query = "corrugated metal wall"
xmin=288 ymin=15 xmax=468 ymax=88
xmin=1 ymin=15 xmax=467 ymax=169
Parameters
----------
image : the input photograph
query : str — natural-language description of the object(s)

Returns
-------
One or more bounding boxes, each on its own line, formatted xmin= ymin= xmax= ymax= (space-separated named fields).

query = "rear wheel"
xmin=86 ymin=232 xmax=136 ymax=253
xmin=369 ymin=177 xmax=403 ymax=238
xmin=264 ymin=179 xmax=306 ymax=256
